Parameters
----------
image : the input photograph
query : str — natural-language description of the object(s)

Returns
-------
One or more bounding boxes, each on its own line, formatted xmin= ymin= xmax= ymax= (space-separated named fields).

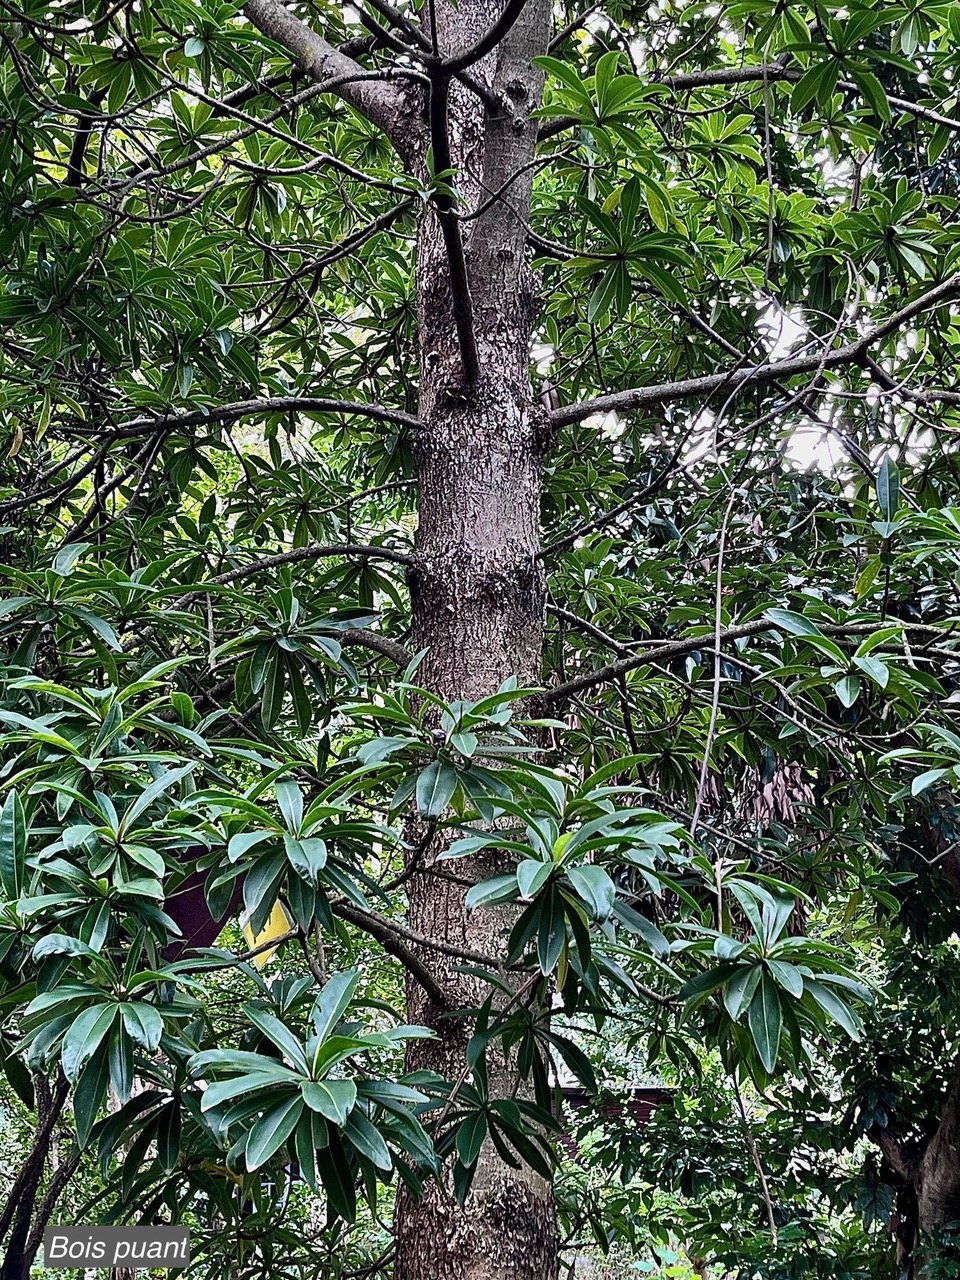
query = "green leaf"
xmin=450 ymin=731 xmax=478 ymax=757
xmin=316 ymin=1130 xmax=357 ymax=1221
xmin=62 ymin=1005 xmax=118 ymax=1082
xmin=123 ymin=763 xmax=195 ymax=829
xmin=344 ymin=1109 xmax=393 ymax=1170
xmin=853 ymin=70 xmax=891 ymax=122
xmin=0 ymin=792 xmax=27 ymax=899
xmin=275 ymin=778 xmax=304 ymax=833
xmin=546 ymin=1031 xmax=598 ymax=1093
xmin=834 ymin=674 xmax=861 ymax=708
xmin=33 ymin=934 xmax=98 ymax=960
xmin=876 ymin=455 xmax=900 ymax=520
xmin=747 ymin=973 xmax=782 ymax=1073
xmin=537 ymin=889 xmax=566 ymax=973
xmin=229 ymin=830 xmax=276 ymax=862
xmin=565 ymin=864 xmax=617 ymax=918
xmin=302 ymin=1078 xmax=357 ymax=1124
xmin=246 ymin=1094 xmax=304 ymax=1169
xmin=854 ymin=556 xmax=881 ymax=599
xmin=311 ymin=970 xmax=360 ymax=1048
xmin=120 ymin=1002 xmax=163 ymax=1052
xmin=637 ymin=173 xmax=672 ymax=232
xmin=724 ymin=965 xmax=762 ymax=1021
xmin=242 ymin=852 xmax=286 ymax=929
xmin=284 ymin=834 xmax=328 ymax=885
xmin=244 ymin=1004 xmax=310 ymax=1073
xmin=52 ymin=543 xmax=89 ymax=576
xmin=790 ymin=62 xmax=827 ymax=114
xmin=911 ymin=767 xmax=950 ymax=796
xmin=853 ymin=655 xmax=889 ymax=688
xmin=416 ymin=760 xmax=458 ymax=817
xmin=855 ymin=626 xmax=902 ymax=657
xmin=587 ymin=265 xmax=621 ymax=325
xmin=767 ymin=959 xmax=803 ymax=999
xmin=764 ymin=608 xmax=822 ymax=637
xmin=803 ymin=978 xmax=863 ymax=1039
xmin=593 ymin=50 xmax=621 ymax=114
xmin=74 ymin=1045 xmax=111 ymax=1147
xmin=517 ymin=859 xmax=552 ymax=900
xmin=612 ymin=900 xmax=669 ymax=955
xmin=465 ymin=875 xmax=517 ymax=910
xmin=455 ymin=1111 xmax=487 ymax=1167
xmin=357 ymin=736 xmax=412 ymax=765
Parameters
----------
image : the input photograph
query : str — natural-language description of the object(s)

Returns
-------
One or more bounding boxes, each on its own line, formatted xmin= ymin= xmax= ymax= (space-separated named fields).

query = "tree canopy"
xmin=3 ymin=0 xmax=960 ymax=1275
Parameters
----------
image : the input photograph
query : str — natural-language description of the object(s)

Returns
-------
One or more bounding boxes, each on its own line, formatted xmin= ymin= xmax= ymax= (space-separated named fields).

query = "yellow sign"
xmin=241 ymin=900 xmax=293 ymax=968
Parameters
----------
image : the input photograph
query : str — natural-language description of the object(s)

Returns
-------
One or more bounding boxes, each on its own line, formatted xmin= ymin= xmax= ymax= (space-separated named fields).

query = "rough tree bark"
xmin=873 ymin=812 xmax=960 ymax=1275
xmin=911 ymin=822 xmax=960 ymax=1257
xmin=395 ymin=0 xmax=559 ymax=1271
xmin=240 ymin=0 xmax=560 ymax=1274
xmin=914 ymin=1069 xmax=960 ymax=1239
xmin=875 ymin=1068 xmax=960 ymax=1278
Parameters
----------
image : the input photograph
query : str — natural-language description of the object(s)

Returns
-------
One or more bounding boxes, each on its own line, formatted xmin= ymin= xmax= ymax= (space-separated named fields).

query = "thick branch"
xmin=538 ymin=62 xmax=960 ymax=140
xmin=333 ymin=897 xmax=502 ymax=968
xmin=872 ymin=1125 xmax=924 ymax=1183
xmin=916 ymin=1060 xmax=960 ymax=1225
xmin=339 ymin=627 xmax=413 ymax=667
xmin=65 ymin=87 xmax=106 ymax=187
xmin=332 ymin=899 xmax=454 ymax=1009
xmin=427 ymin=70 xmax=481 ymax=383
xmin=543 ymin=618 xmax=956 ymax=705
xmin=96 ymin=396 xmax=420 ymax=444
xmin=552 ymin=272 xmax=960 ymax=428
xmin=364 ymin=0 xmax=432 ymax=51
xmin=206 ymin=543 xmax=413 ymax=588
xmin=24 ymin=1147 xmax=82 ymax=1263
xmin=242 ymin=0 xmax=408 ymax=144
xmin=664 ymin=62 xmax=960 ymax=133
xmin=443 ymin=0 xmax=532 ymax=72
xmin=125 ymin=548 xmax=412 ymax=653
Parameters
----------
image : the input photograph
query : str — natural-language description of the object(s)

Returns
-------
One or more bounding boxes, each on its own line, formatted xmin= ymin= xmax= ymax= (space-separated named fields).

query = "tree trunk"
xmin=0 ymin=1073 xmax=70 ymax=1280
xmin=393 ymin=0 xmax=557 ymax=1272
xmin=875 ymin=1061 xmax=960 ymax=1275
xmin=394 ymin=375 xmax=556 ymax=1279
xmin=915 ymin=1069 xmax=960 ymax=1256
xmin=241 ymin=0 xmax=557 ymax=1269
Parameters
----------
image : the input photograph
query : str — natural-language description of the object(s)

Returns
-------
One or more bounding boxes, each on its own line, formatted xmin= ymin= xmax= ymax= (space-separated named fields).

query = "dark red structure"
xmin=559 ymin=1085 xmax=674 ymax=1157
xmin=162 ymin=867 xmax=242 ymax=960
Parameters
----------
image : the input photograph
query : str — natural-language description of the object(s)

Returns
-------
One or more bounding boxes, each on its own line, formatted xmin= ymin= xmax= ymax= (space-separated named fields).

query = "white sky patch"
xmin=583 ymin=11 xmax=610 ymax=35
xmin=531 ymin=341 xmax=555 ymax=375
xmin=758 ymin=301 xmax=807 ymax=359
xmin=785 ymin=425 xmax=844 ymax=472
xmin=583 ymin=410 xmax=627 ymax=439
xmin=681 ymin=407 xmax=717 ymax=464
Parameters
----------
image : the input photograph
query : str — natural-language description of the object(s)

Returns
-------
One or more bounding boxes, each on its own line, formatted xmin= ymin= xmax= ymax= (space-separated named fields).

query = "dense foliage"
xmin=3 ymin=0 xmax=960 ymax=1273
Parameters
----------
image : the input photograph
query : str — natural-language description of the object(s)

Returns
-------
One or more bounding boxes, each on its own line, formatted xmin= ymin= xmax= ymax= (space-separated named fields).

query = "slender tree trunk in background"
xmin=393 ymin=0 xmax=558 ymax=1273
xmin=876 ymin=819 xmax=960 ymax=1274
xmin=875 ymin=1054 xmax=960 ymax=1276
xmin=0 ymin=1073 xmax=70 ymax=1280
xmin=879 ymin=1068 xmax=960 ymax=1278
